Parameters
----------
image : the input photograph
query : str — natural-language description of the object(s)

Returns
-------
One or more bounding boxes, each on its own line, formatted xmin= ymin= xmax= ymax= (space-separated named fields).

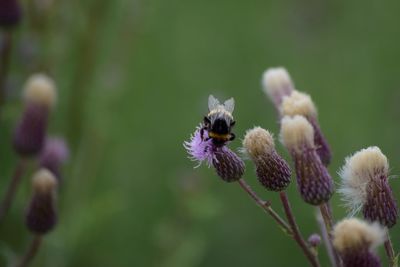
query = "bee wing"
xmin=223 ymin=98 xmax=235 ymax=113
xmin=208 ymin=95 xmax=220 ymax=111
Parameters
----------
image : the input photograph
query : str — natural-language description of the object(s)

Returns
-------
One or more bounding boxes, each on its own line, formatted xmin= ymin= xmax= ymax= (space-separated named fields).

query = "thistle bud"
xmin=339 ymin=147 xmax=398 ymax=228
xmin=242 ymin=127 xmax=291 ymax=191
xmin=333 ymin=218 xmax=385 ymax=267
xmin=26 ymin=169 xmax=58 ymax=235
xmin=308 ymin=233 xmax=321 ymax=247
xmin=39 ymin=137 xmax=69 ymax=180
xmin=261 ymin=67 xmax=294 ymax=109
xmin=0 ymin=0 xmax=21 ymax=28
xmin=212 ymin=147 xmax=245 ymax=182
xmin=280 ymin=115 xmax=334 ymax=205
xmin=13 ymin=74 xmax=57 ymax=157
xmin=184 ymin=126 xmax=244 ymax=182
xmin=281 ymin=90 xmax=331 ymax=165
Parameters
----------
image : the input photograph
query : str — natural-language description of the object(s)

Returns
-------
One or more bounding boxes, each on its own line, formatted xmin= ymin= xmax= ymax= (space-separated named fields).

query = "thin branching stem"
xmin=0 ymin=30 xmax=13 ymax=108
xmin=279 ymin=191 xmax=321 ymax=267
xmin=0 ymin=159 xmax=27 ymax=222
xmin=14 ymin=235 xmax=42 ymax=267
xmin=237 ymin=178 xmax=292 ymax=235
xmin=319 ymin=202 xmax=342 ymax=267
xmin=316 ymin=210 xmax=337 ymax=267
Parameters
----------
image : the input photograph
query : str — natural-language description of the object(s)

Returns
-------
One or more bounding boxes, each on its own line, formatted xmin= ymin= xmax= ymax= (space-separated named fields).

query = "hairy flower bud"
xmin=242 ymin=127 xmax=291 ymax=191
xmin=281 ymin=90 xmax=331 ymax=165
xmin=261 ymin=67 xmax=294 ymax=109
xmin=339 ymin=147 xmax=398 ymax=227
xmin=0 ymin=0 xmax=21 ymax=28
xmin=39 ymin=137 xmax=69 ymax=180
xmin=13 ymin=74 xmax=57 ymax=157
xmin=333 ymin=218 xmax=385 ymax=267
xmin=184 ymin=126 xmax=244 ymax=182
xmin=26 ymin=169 xmax=58 ymax=235
xmin=280 ymin=115 xmax=333 ymax=205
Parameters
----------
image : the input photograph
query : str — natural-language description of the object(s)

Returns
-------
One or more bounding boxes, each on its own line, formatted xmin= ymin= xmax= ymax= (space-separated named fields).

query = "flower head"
xmin=184 ymin=126 xmax=215 ymax=167
xmin=26 ymin=169 xmax=58 ymax=235
xmin=13 ymin=74 xmax=57 ymax=157
xmin=339 ymin=147 xmax=398 ymax=227
xmin=333 ymin=218 xmax=385 ymax=267
xmin=281 ymin=90 xmax=331 ymax=165
xmin=280 ymin=115 xmax=334 ymax=205
xmin=23 ymin=73 xmax=57 ymax=109
xmin=185 ymin=126 xmax=244 ymax=182
xmin=280 ymin=90 xmax=317 ymax=118
xmin=242 ymin=127 xmax=291 ymax=191
xmin=261 ymin=67 xmax=294 ymax=109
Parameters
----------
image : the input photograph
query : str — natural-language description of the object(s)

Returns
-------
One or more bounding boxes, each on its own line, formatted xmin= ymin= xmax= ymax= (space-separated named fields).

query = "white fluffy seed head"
xmin=242 ymin=127 xmax=275 ymax=159
xmin=280 ymin=90 xmax=317 ymax=118
xmin=261 ymin=67 xmax=294 ymax=105
xmin=338 ymin=146 xmax=389 ymax=214
xmin=280 ymin=115 xmax=314 ymax=151
xmin=333 ymin=218 xmax=385 ymax=252
xmin=32 ymin=168 xmax=57 ymax=194
xmin=23 ymin=73 xmax=57 ymax=109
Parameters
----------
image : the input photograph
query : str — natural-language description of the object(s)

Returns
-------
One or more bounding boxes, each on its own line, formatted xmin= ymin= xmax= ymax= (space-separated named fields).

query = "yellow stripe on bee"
xmin=209 ymin=132 xmax=230 ymax=140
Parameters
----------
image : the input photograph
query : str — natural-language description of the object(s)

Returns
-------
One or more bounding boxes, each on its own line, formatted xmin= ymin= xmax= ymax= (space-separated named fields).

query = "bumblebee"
xmin=200 ymin=95 xmax=236 ymax=146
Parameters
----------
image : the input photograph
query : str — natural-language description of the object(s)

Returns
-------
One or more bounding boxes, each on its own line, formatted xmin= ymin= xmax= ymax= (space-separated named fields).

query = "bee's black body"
xmin=200 ymin=95 xmax=236 ymax=147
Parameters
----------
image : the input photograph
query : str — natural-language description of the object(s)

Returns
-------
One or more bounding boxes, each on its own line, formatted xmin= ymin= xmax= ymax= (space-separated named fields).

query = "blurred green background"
xmin=1 ymin=0 xmax=400 ymax=266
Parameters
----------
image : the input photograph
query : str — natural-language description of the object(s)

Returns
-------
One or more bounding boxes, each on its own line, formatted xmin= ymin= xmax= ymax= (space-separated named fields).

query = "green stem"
xmin=0 ymin=159 xmax=27 ymax=222
xmin=14 ymin=235 xmax=42 ymax=267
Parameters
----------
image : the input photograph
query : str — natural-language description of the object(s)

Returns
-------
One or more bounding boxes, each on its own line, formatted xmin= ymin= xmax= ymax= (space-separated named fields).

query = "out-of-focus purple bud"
xmin=26 ymin=169 xmax=58 ymax=235
xmin=39 ymin=137 xmax=69 ymax=180
xmin=0 ymin=0 xmax=21 ymax=28
xmin=13 ymin=74 xmax=57 ymax=157
xmin=308 ymin=233 xmax=321 ymax=247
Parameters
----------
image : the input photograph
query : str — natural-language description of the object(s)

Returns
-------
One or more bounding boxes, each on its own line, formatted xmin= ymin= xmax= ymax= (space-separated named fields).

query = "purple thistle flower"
xmin=333 ymin=218 xmax=385 ymax=267
xmin=242 ymin=127 xmax=291 ymax=191
xmin=363 ymin=178 xmax=397 ymax=228
xmin=39 ymin=137 xmax=69 ymax=180
xmin=261 ymin=67 xmax=294 ymax=109
xmin=184 ymin=126 xmax=215 ymax=167
xmin=339 ymin=146 xmax=398 ymax=228
xmin=184 ymin=126 xmax=245 ymax=182
xmin=0 ymin=0 xmax=21 ymax=28
xmin=280 ymin=115 xmax=334 ymax=205
xmin=340 ymin=249 xmax=381 ymax=267
xmin=280 ymin=90 xmax=331 ymax=166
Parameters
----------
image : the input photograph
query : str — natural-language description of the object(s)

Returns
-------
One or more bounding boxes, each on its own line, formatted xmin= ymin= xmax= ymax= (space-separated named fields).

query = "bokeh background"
xmin=1 ymin=0 xmax=400 ymax=266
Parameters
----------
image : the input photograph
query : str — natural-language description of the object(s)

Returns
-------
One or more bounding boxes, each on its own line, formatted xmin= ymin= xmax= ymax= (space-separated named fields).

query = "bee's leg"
xmin=200 ymin=128 xmax=205 ymax=140
xmin=229 ymin=133 xmax=235 ymax=141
